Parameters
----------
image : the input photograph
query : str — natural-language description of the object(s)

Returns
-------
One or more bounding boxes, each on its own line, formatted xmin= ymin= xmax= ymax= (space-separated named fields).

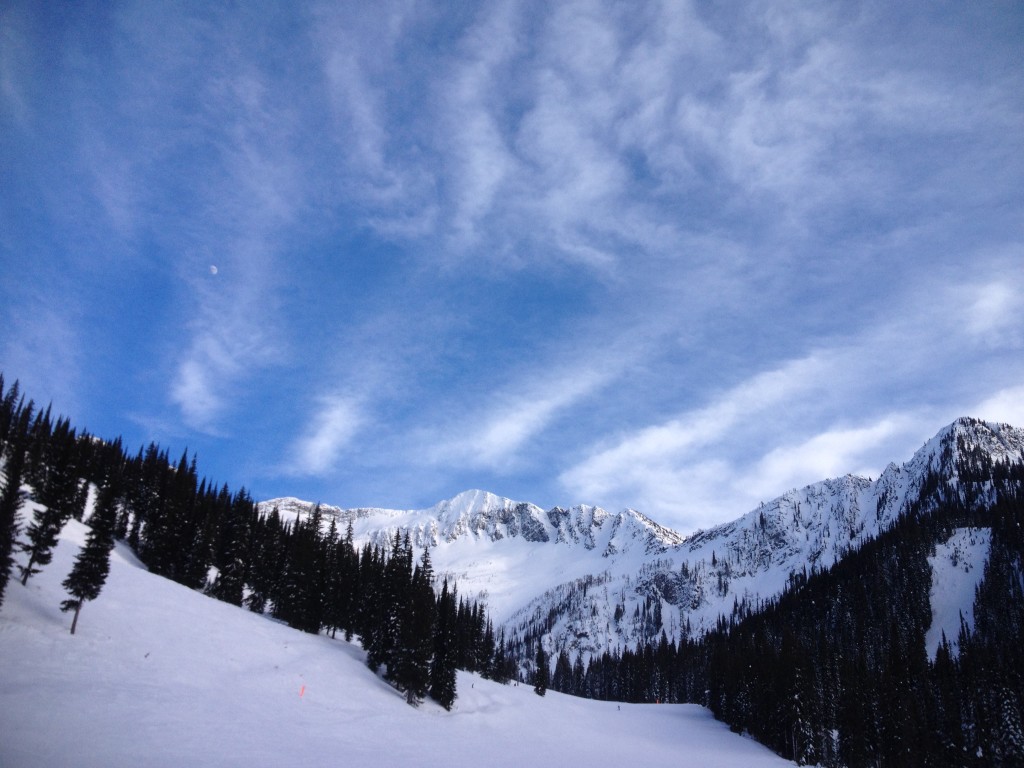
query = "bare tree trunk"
xmin=20 ymin=554 xmax=35 ymax=586
xmin=70 ymin=601 xmax=82 ymax=635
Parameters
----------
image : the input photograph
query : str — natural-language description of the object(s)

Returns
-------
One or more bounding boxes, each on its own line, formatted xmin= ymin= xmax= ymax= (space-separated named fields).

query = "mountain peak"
xmin=431 ymin=489 xmax=527 ymax=518
xmin=945 ymin=416 xmax=1024 ymax=456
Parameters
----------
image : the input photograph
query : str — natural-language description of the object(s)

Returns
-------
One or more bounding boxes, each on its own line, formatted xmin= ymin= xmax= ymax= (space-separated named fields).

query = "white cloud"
xmin=559 ymin=255 xmax=1024 ymax=530
xmin=286 ymin=394 xmax=366 ymax=476
xmin=559 ymin=352 xmax=830 ymax=499
xmin=0 ymin=8 xmax=32 ymax=131
xmin=744 ymin=416 xmax=919 ymax=499
xmin=314 ymin=2 xmax=439 ymax=236
xmin=320 ymin=43 xmax=402 ymax=201
xmin=0 ymin=297 xmax=81 ymax=417
xmin=560 ymin=392 xmax=935 ymax=532
xmin=104 ymin=10 xmax=308 ymax=433
xmin=170 ymin=358 xmax=224 ymax=432
xmin=475 ymin=376 xmax=608 ymax=469
xmin=964 ymin=280 xmax=1019 ymax=338
xmin=169 ymin=235 xmax=288 ymax=431
xmin=971 ymin=385 xmax=1024 ymax=428
xmin=440 ymin=0 xmax=522 ymax=248
xmin=423 ymin=361 xmax=621 ymax=474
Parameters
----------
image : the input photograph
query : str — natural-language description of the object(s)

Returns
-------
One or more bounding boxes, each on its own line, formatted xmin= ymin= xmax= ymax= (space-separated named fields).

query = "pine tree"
xmin=491 ymin=631 xmax=512 ymax=685
xmin=360 ymin=544 xmax=388 ymax=671
xmin=429 ymin=577 xmax=458 ymax=710
xmin=534 ymin=642 xmax=549 ymax=696
xmin=18 ymin=498 xmax=69 ymax=585
xmin=994 ymin=683 xmax=1024 ymax=763
xmin=480 ymin=617 xmax=496 ymax=679
xmin=207 ymin=489 xmax=254 ymax=606
xmin=0 ymin=398 xmax=32 ymax=609
xmin=0 ymin=376 xmax=24 ymax=456
xmin=0 ymin=444 xmax=27 ymax=608
xmin=396 ymin=547 xmax=436 ymax=705
xmin=552 ymin=649 xmax=572 ymax=693
xmin=19 ymin=417 xmax=83 ymax=584
xmin=60 ymin=476 xmax=119 ymax=634
xmin=326 ymin=518 xmax=357 ymax=639
xmin=380 ymin=530 xmax=412 ymax=677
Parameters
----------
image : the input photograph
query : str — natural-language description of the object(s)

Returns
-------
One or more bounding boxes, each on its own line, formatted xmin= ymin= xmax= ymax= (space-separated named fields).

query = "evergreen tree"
xmin=429 ymin=577 xmax=458 ymax=710
xmin=245 ymin=506 xmax=282 ymax=614
xmin=324 ymin=518 xmax=357 ymax=640
xmin=18 ymin=496 xmax=68 ymax=585
xmin=491 ymin=631 xmax=513 ymax=686
xmin=395 ymin=547 xmax=436 ymax=705
xmin=207 ymin=489 xmax=254 ymax=606
xmin=534 ymin=642 xmax=549 ymax=696
xmin=321 ymin=517 xmax=342 ymax=638
xmin=360 ymin=543 xmax=388 ymax=671
xmin=274 ymin=505 xmax=327 ymax=633
xmin=60 ymin=475 xmax=119 ymax=634
xmin=552 ymin=649 xmax=572 ymax=693
xmin=479 ymin=617 xmax=496 ymax=679
xmin=19 ymin=417 xmax=83 ymax=584
xmin=379 ymin=530 xmax=412 ymax=676
xmin=0 ymin=375 xmax=19 ymax=454
xmin=0 ymin=397 xmax=32 ymax=609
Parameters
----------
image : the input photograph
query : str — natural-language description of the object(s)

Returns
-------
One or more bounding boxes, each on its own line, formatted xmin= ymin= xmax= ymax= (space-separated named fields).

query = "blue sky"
xmin=2 ymin=0 xmax=1022 ymax=533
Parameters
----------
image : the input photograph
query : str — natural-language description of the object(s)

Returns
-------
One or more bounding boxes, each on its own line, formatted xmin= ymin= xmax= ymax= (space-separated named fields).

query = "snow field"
xmin=0 ymin=519 xmax=792 ymax=767
xmin=925 ymin=527 xmax=991 ymax=660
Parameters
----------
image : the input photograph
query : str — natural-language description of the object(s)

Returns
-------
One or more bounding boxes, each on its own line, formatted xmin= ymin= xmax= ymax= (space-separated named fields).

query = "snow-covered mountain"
xmin=258 ymin=489 xmax=684 ymax=625
xmin=259 ymin=417 xmax=1024 ymax=664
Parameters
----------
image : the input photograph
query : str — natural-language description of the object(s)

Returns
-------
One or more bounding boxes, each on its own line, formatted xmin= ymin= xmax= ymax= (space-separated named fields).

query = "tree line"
xmin=0 ymin=375 xmax=508 ymax=708
xmin=539 ymin=443 xmax=1024 ymax=765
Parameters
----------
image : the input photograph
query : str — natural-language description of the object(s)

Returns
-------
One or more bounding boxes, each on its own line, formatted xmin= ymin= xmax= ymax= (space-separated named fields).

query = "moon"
xmin=209 ymin=265 xmax=218 ymax=275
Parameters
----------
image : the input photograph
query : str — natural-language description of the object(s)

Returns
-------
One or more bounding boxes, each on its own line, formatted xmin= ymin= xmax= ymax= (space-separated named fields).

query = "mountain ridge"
xmin=258 ymin=417 xmax=1024 ymax=663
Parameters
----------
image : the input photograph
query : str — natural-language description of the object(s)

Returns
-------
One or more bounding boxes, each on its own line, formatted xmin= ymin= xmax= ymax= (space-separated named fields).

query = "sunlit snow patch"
xmin=925 ymin=527 xmax=991 ymax=660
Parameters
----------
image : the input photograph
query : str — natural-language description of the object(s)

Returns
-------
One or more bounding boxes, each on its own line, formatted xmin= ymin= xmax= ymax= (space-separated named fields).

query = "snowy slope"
xmin=260 ymin=418 xmax=1024 ymax=663
xmin=925 ymin=527 xmax=992 ymax=660
xmin=516 ymin=418 xmax=1024 ymax=659
xmin=0 ymin=520 xmax=791 ymax=768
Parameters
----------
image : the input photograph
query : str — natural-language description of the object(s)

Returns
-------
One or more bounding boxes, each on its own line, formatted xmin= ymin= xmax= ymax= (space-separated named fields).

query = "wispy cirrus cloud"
xmin=80 ymin=4 xmax=310 ymax=432
xmin=0 ymin=4 xmax=32 ymax=131
xmin=972 ymin=385 xmax=1024 ymax=429
xmin=560 ymin=256 xmax=1024 ymax=530
xmin=0 ymin=293 xmax=82 ymax=416
xmin=301 ymin=0 xmax=1018 ymax=295
xmin=558 ymin=353 xmax=833 ymax=520
xmin=285 ymin=393 xmax=367 ymax=477
xmin=4 ymin=0 xmax=1020 ymax=525
xmin=169 ymin=251 xmax=286 ymax=431
xmin=744 ymin=417 xmax=919 ymax=499
xmin=422 ymin=364 xmax=619 ymax=474
xmin=313 ymin=2 xmax=440 ymax=238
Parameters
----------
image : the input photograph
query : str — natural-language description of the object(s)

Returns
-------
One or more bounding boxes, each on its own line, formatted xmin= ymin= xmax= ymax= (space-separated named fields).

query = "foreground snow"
xmin=0 ymin=520 xmax=791 ymax=768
